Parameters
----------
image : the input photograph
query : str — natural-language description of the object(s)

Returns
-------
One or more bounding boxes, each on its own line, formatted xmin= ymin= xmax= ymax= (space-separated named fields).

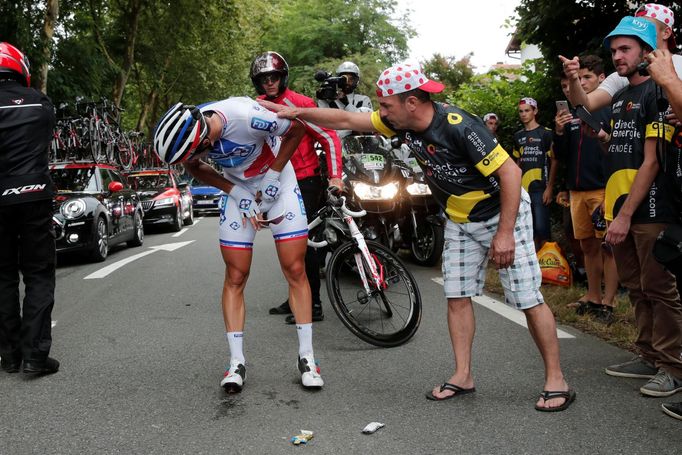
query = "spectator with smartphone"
xmin=554 ymin=55 xmax=619 ymax=324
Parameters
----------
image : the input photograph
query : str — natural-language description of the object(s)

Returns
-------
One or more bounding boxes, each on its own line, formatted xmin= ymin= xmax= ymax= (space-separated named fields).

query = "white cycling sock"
xmin=226 ymin=331 xmax=244 ymax=364
xmin=296 ymin=323 xmax=314 ymax=358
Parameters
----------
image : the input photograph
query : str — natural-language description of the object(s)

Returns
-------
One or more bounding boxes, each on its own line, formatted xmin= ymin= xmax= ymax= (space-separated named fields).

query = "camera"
xmin=637 ymin=61 xmax=649 ymax=76
xmin=315 ymin=70 xmax=348 ymax=101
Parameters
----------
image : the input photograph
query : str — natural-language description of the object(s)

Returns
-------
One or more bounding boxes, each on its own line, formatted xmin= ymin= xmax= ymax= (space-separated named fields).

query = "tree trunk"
xmin=111 ymin=0 xmax=143 ymax=107
xmin=37 ymin=0 xmax=59 ymax=94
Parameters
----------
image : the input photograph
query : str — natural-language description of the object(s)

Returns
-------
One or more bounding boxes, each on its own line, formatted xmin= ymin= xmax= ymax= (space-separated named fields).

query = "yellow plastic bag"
xmin=536 ymin=242 xmax=572 ymax=287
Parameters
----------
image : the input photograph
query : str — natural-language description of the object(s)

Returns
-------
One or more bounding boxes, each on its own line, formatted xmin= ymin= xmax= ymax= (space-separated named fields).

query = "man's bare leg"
xmin=431 ymin=297 xmax=476 ymax=398
xmin=524 ymin=303 xmax=570 ymax=409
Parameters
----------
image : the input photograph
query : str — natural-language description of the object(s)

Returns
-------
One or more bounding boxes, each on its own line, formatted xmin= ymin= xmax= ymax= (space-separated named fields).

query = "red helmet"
xmin=0 ymin=42 xmax=31 ymax=86
xmin=250 ymin=51 xmax=289 ymax=96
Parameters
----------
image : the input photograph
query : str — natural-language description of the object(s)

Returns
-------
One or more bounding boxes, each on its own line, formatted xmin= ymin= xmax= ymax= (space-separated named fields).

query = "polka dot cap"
xmin=635 ymin=3 xmax=677 ymax=49
xmin=375 ymin=62 xmax=445 ymax=97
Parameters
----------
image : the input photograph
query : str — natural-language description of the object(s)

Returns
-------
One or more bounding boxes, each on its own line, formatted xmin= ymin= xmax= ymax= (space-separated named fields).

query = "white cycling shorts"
xmin=218 ymin=164 xmax=308 ymax=249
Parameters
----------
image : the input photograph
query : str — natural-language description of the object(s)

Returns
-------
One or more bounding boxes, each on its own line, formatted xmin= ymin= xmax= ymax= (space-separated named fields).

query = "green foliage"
xmin=421 ymin=53 xmax=474 ymax=101
xmin=514 ymin=0 xmax=681 ymax=75
xmin=449 ymin=59 xmax=558 ymax=151
xmin=262 ymin=0 xmax=413 ymax=67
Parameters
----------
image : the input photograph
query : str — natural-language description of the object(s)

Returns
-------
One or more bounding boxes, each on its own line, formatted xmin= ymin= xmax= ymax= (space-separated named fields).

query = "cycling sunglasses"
xmin=258 ymin=210 xmax=286 ymax=226
xmin=258 ymin=73 xmax=281 ymax=85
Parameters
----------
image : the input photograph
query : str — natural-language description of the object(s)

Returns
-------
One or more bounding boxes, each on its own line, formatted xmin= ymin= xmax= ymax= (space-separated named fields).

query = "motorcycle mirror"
xmin=390 ymin=137 xmax=403 ymax=148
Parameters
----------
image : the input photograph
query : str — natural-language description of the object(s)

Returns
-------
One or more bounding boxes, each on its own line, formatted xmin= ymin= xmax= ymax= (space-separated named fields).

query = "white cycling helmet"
xmin=153 ymin=103 xmax=208 ymax=164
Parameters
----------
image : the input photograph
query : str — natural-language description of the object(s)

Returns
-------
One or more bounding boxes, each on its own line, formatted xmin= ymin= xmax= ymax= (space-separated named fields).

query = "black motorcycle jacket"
xmin=0 ymin=79 xmax=55 ymax=206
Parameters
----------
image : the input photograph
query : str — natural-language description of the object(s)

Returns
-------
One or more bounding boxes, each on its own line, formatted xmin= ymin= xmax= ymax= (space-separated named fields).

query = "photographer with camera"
xmin=250 ymin=51 xmax=343 ymax=324
xmin=316 ymin=62 xmax=373 ymax=138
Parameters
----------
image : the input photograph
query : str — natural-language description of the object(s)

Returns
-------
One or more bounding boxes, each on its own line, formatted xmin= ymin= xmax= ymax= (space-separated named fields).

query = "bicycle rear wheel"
xmin=115 ymin=134 xmax=134 ymax=170
xmin=326 ymin=239 xmax=421 ymax=347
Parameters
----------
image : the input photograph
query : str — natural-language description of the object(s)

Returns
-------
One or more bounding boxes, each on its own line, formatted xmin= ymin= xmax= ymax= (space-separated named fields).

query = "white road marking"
xmin=172 ymin=228 xmax=188 ymax=237
xmin=430 ymin=277 xmax=575 ymax=339
xmin=51 ymin=320 xmax=57 ymax=328
xmin=84 ymin=241 xmax=195 ymax=279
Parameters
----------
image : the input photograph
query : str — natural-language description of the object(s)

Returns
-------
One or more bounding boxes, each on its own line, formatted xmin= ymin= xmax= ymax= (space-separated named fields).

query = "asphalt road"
xmin=1 ymin=216 xmax=680 ymax=454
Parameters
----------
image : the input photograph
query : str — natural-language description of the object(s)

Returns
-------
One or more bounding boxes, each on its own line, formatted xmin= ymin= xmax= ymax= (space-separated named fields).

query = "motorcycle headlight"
xmin=352 ymin=181 xmax=399 ymax=201
xmin=61 ymin=199 xmax=86 ymax=219
xmin=155 ymin=197 xmax=175 ymax=207
xmin=406 ymin=182 xmax=432 ymax=196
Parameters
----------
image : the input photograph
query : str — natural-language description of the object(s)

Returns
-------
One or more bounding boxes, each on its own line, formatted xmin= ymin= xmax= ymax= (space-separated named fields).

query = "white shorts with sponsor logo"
xmin=218 ymin=164 xmax=308 ymax=249
xmin=441 ymin=189 xmax=543 ymax=310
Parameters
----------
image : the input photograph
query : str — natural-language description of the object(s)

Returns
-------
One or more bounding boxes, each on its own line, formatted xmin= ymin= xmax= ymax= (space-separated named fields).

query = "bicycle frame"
xmin=308 ymin=196 xmax=386 ymax=294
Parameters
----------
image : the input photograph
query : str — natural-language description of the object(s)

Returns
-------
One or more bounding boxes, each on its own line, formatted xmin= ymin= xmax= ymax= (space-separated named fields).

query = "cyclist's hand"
xmin=229 ymin=184 xmax=260 ymax=229
xmin=257 ymin=168 xmax=282 ymax=203
xmin=328 ymin=177 xmax=344 ymax=192
xmin=257 ymin=198 xmax=275 ymax=215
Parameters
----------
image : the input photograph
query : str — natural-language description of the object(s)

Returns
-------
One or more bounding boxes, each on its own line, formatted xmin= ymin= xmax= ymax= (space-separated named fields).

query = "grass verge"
xmin=484 ymin=266 xmax=637 ymax=350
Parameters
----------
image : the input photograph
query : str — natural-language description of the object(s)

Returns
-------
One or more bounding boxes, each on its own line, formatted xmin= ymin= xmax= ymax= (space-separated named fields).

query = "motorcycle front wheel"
xmin=409 ymin=221 xmax=444 ymax=267
xmin=326 ymin=239 xmax=421 ymax=347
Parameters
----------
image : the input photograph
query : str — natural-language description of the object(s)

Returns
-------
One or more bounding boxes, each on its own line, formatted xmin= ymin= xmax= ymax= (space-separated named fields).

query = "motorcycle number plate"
xmin=359 ymin=154 xmax=385 ymax=170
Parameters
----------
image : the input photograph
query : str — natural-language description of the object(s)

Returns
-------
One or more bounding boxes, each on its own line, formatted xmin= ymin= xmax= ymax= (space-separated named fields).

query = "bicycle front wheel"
xmin=326 ymin=240 xmax=421 ymax=347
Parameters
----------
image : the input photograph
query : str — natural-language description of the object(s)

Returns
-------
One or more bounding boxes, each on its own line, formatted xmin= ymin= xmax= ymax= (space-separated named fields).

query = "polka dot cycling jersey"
xmin=198 ymin=97 xmax=292 ymax=188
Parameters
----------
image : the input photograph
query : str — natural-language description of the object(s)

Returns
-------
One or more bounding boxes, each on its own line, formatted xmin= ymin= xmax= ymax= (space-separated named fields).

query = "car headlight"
xmin=352 ymin=181 xmax=399 ymax=200
xmin=61 ymin=199 xmax=86 ymax=219
xmin=406 ymin=182 xmax=432 ymax=195
xmin=155 ymin=197 xmax=175 ymax=207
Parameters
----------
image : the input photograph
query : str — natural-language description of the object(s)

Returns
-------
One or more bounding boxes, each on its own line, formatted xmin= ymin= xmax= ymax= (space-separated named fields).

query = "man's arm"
xmin=267 ymin=119 xmax=306 ymax=173
xmin=605 ymin=138 xmax=660 ymax=245
xmin=183 ymin=159 xmax=235 ymax=194
xmin=647 ymin=49 xmax=682 ymax=121
xmin=258 ymin=99 xmax=376 ymax=133
xmin=559 ymin=55 xmax=613 ymax=111
xmin=490 ymin=158 xmax=522 ymax=269
xmin=544 ymin=154 xmax=558 ymax=205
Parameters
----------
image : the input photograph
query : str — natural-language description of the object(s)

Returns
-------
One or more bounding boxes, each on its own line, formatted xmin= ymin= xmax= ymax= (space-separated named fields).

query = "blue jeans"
xmin=528 ymin=190 xmax=550 ymax=241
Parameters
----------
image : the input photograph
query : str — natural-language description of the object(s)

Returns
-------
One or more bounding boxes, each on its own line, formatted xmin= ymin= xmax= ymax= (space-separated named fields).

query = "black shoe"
xmin=1 ymin=352 xmax=22 ymax=373
xmin=285 ymin=307 xmax=324 ymax=324
xmin=269 ymin=300 xmax=292 ymax=315
xmin=23 ymin=357 xmax=60 ymax=376
xmin=593 ymin=306 xmax=615 ymax=325
xmin=662 ymin=401 xmax=682 ymax=421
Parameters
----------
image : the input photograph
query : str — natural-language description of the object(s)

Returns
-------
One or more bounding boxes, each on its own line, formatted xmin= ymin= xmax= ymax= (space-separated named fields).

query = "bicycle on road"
xmin=307 ymin=188 xmax=422 ymax=347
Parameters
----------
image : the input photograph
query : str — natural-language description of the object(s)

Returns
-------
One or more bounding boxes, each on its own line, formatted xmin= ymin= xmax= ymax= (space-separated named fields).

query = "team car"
xmin=126 ymin=168 xmax=193 ymax=231
xmin=189 ymin=178 xmax=223 ymax=215
xmin=50 ymin=162 xmax=145 ymax=262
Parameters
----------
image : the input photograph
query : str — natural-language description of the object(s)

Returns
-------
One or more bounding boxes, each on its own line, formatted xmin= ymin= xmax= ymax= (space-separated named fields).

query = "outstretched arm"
xmin=258 ymin=99 xmax=376 ymax=133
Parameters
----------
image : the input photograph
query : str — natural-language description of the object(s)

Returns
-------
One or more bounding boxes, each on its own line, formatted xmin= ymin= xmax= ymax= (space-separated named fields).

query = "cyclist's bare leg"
xmin=220 ymin=247 xmax=253 ymax=332
xmin=275 ymin=237 xmax=311 ymax=324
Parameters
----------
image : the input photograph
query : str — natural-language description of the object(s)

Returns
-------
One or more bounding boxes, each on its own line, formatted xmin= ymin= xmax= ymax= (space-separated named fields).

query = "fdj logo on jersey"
xmin=251 ymin=117 xmax=277 ymax=132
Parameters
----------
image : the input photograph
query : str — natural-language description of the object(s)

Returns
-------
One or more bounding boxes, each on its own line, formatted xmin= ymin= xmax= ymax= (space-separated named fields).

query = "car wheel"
xmin=127 ymin=211 xmax=144 ymax=247
xmin=183 ymin=205 xmax=194 ymax=226
xmin=89 ymin=216 xmax=109 ymax=262
xmin=171 ymin=205 xmax=182 ymax=232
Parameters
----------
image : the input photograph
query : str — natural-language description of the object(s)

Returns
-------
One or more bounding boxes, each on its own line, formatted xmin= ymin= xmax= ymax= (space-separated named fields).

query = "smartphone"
xmin=555 ymin=100 xmax=569 ymax=112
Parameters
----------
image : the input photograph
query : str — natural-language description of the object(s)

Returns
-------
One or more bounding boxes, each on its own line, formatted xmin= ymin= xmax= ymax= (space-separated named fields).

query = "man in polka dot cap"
xmin=375 ymin=62 xmax=445 ymax=97
xmin=257 ymin=62 xmax=575 ymax=412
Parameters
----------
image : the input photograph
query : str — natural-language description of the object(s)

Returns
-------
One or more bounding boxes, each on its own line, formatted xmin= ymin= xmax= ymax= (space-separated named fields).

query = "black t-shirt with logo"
xmin=370 ymin=102 xmax=510 ymax=223
xmin=512 ymin=126 xmax=554 ymax=192
xmin=606 ymin=78 xmax=676 ymax=223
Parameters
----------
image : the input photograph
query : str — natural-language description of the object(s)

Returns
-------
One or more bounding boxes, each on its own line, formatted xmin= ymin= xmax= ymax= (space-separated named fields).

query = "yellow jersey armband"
xmin=370 ymin=111 xmax=396 ymax=138
xmin=645 ymin=122 xmax=675 ymax=142
xmin=475 ymin=144 xmax=509 ymax=177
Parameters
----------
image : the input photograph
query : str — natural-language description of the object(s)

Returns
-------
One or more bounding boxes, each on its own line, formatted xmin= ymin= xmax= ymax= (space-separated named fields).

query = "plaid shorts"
xmin=441 ymin=190 xmax=544 ymax=310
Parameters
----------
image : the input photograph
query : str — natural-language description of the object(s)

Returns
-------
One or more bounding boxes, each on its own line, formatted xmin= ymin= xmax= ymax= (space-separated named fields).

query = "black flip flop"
xmin=535 ymin=389 xmax=576 ymax=412
xmin=425 ymin=382 xmax=476 ymax=401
